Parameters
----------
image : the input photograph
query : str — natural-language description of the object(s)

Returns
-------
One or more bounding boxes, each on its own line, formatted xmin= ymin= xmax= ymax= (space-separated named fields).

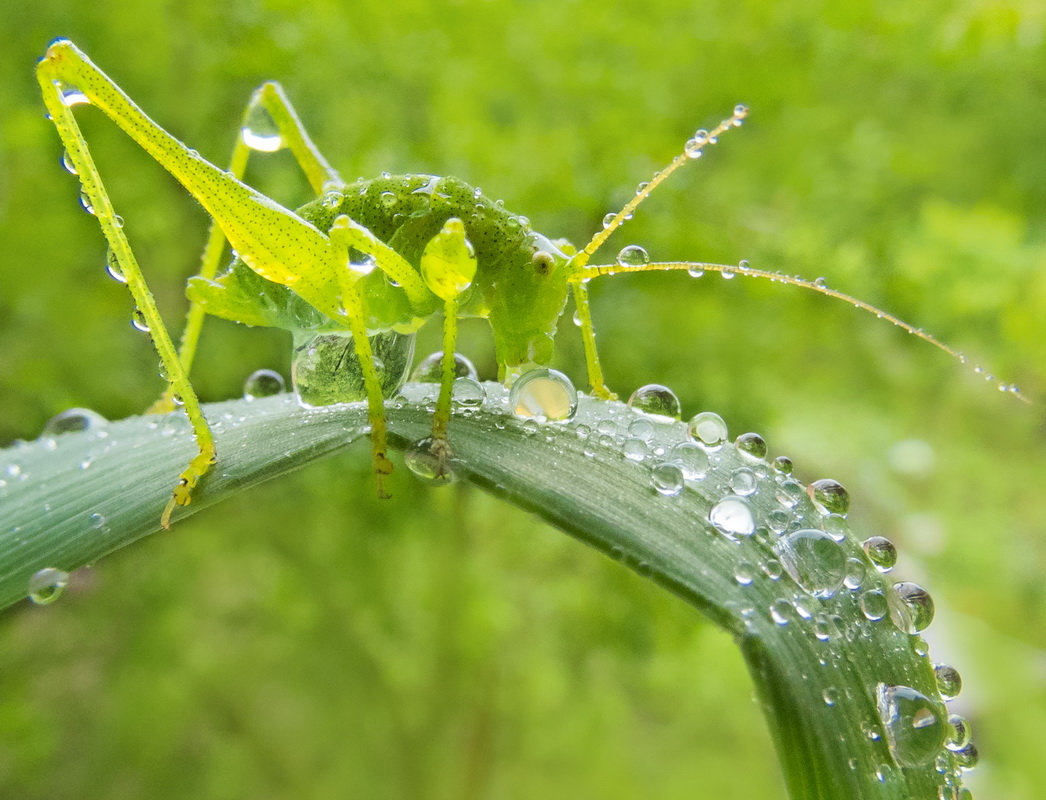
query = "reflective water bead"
xmin=410 ymin=351 xmax=479 ymax=383
xmin=602 ymin=212 xmax=617 ymax=228
xmin=708 ymin=496 xmax=755 ymax=539
xmin=770 ymin=598 xmax=793 ymax=625
xmin=669 ymin=442 xmax=708 ymax=479
xmin=862 ymin=536 xmax=898 ymax=572
xmin=762 ymin=559 xmax=783 ymax=580
xmin=776 ymin=480 xmax=805 ymax=509
xmin=952 ymin=742 xmax=979 ymax=770
xmin=772 ymin=455 xmax=794 ymax=475
xmin=28 ymin=567 xmax=69 ymax=605
xmin=860 ymin=589 xmax=889 ymax=621
xmin=733 ymin=561 xmax=755 ymax=585
xmin=56 ymin=80 xmax=90 ymax=107
xmin=61 ymin=149 xmax=77 ymax=174
xmin=892 ymin=582 xmax=935 ymax=632
xmin=933 ymin=663 xmax=962 ymax=700
xmin=622 ymin=438 xmax=649 ymax=461
xmin=627 ymin=417 xmax=655 ymax=442
xmin=945 ymin=714 xmax=971 ymax=750
xmin=243 ymin=368 xmax=286 ymax=400
xmin=823 ymin=687 xmax=839 ymax=706
xmin=509 ymin=369 xmax=578 ymax=421
xmin=734 ymin=432 xmax=767 ymax=460
xmin=404 ymin=437 xmax=458 ymax=486
xmin=616 ymin=244 xmax=650 ymax=267
xmin=730 ymin=468 xmax=757 ymax=496
xmin=241 ymin=97 xmax=283 ymax=152
xmin=687 ymin=266 xmax=705 ymax=278
xmin=877 ymin=684 xmax=947 ymax=767
xmin=43 ymin=407 xmax=108 ymax=436
xmin=131 ymin=309 xmax=150 ymax=332
xmin=105 ymin=248 xmax=126 ymax=283
xmin=79 ymin=191 xmax=95 ymax=215
xmin=843 ymin=557 xmax=866 ymax=590
xmin=452 ymin=377 xmax=485 ymax=407
xmin=777 ymin=529 xmax=846 ymax=598
xmin=810 ymin=478 xmax=850 ymax=514
xmin=627 ymin=384 xmax=681 ymax=421
xmin=766 ymin=508 xmax=790 ymax=534
xmin=651 ymin=462 xmax=685 ymax=497
xmin=688 ymin=411 xmax=727 ymax=446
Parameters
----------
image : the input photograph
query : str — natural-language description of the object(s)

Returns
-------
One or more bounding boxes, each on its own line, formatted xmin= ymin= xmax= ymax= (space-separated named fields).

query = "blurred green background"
xmin=1 ymin=1 xmax=1044 ymax=797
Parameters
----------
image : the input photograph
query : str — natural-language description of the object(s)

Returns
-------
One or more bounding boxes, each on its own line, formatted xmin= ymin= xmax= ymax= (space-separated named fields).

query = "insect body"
xmin=38 ymin=40 xmax=1015 ymax=529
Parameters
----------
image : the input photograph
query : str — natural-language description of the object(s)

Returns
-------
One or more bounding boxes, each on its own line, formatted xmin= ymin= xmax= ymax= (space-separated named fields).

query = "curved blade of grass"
xmin=0 ymin=384 xmax=966 ymax=799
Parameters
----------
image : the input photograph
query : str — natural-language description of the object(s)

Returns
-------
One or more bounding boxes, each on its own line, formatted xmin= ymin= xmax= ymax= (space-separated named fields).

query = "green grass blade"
xmin=0 ymin=384 xmax=966 ymax=798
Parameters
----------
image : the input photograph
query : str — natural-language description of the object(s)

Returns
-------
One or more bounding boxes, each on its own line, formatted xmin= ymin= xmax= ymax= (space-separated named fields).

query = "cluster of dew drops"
xmin=394 ymin=353 xmax=979 ymax=792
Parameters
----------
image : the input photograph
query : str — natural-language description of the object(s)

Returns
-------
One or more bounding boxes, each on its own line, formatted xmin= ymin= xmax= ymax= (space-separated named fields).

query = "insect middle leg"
xmin=151 ymin=82 xmax=345 ymax=413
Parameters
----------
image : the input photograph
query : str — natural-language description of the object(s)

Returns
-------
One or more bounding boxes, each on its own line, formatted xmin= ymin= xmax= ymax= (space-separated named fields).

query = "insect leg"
xmin=569 ymin=281 xmax=617 ymax=401
xmin=150 ymin=83 xmax=347 ymax=413
xmin=37 ymin=46 xmax=215 ymax=529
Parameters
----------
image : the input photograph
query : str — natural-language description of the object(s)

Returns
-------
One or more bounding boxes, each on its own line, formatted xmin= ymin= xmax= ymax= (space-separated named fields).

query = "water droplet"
xmin=61 ymin=149 xmax=77 ymax=175
xmin=945 ymin=714 xmax=971 ymax=750
xmin=952 ymin=742 xmax=979 ymax=769
xmin=810 ymin=478 xmax=850 ymax=514
xmin=770 ymin=598 xmax=793 ymax=625
xmin=688 ymin=411 xmax=727 ymax=447
xmin=687 ymin=266 xmax=705 ymax=278
xmin=762 ymin=559 xmax=783 ymax=580
xmin=721 ymin=269 xmax=736 ymax=280
xmin=42 ymin=407 xmax=107 ymax=436
xmin=509 ymin=369 xmax=578 ymax=422
xmin=602 ymin=212 xmax=617 ymax=228
xmin=241 ymin=97 xmax=283 ymax=152
xmin=733 ymin=561 xmax=755 ymax=585
xmin=775 ymin=480 xmax=805 ymax=508
xmin=863 ymin=536 xmax=897 ymax=572
xmin=104 ymin=248 xmax=127 ymax=283
xmin=131 ymin=309 xmax=150 ymax=333
xmin=877 ymin=684 xmax=948 ymax=767
xmin=243 ymin=368 xmax=286 ymax=400
xmin=452 ymin=377 xmax=485 ymax=407
xmin=616 ymin=244 xmax=650 ymax=267
xmin=404 ymin=437 xmax=458 ymax=485
xmin=767 ymin=508 xmax=790 ymax=534
xmin=730 ymin=468 xmax=757 ymax=496
xmin=734 ymin=432 xmax=767 ymax=460
xmin=322 ymin=190 xmax=342 ymax=209
xmin=843 ymin=557 xmax=866 ymax=590
xmin=79 ymin=191 xmax=95 ymax=215
xmin=669 ymin=442 xmax=708 ymax=479
xmin=778 ymin=529 xmax=846 ymax=598
xmin=651 ymin=462 xmax=685 ymax=496
xmin=733 ymin=103 xmax=749 ymax=120
xmin=772 ymin=456 xmax=793 ymax=475
xmin=709 ymin=496 xmax=755 ymax=539
xmin=860 ymin=589 xmax=889 ymax=621
xmin=622 ymin=438 xmax=649 ymax=461
xmin=891 ymin=581 xmax=935 ymax=632
xmin=28 ymin=567 xmax=69 ymax=605
xmin=56 ymin=80 xmax=90 ymax=107
xmin=823 ymin=687 xmax=840 ymax=706
xmin=628 ymin=384 xmax=681 ymax=420
xmin=933 ymin=663 xmax=962 ymax=700
xmin=89 ymin=512 xmax=107 ymax=530
xmin=626 ymin=418 xmax=654 ymax=442
xmin=410 ymin=351 xmax=479 ymax=383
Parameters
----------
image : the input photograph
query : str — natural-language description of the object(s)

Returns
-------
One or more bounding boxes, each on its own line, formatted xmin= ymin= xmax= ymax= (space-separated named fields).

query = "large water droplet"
xmin=404 ymin=437 xmax=458 ymax=485
xmin=810 ymin=478 xmax=850 ymax=514
xmin=241 ymin=97 xmax=284 ymax=152
xmin=651 ymin=462 xmax=685 ymax=497
xmin=734 ymin=432 xmax=767 ymax=460
xmin=670 ymin=442 xmax=708 ymax=479
xmin=933 ymin=663 xmax=962 ymax=700
xmin=772 ymin=456 xmax=793 ymax=475
xmin=28 ymin=567 xmax=69 ymax=605
xmin=891 ymin=581 xmax=935 ymax=632
xmin=616 ymin=244 xmax=650 ymax=267
xmin=410 ymin=351 xmax=479 ymax=383
xmin=628 ymin=384 xmax=681 ymax=420
xmin=42 ymin=408 xmax=108 ymax=436
xmin=243 ymin=368 xmax=286 ymax=400
xmin=452 ymin=377 xmax=485 ymax=407
xmin=945 ymin=714 xmax=971 ymax=750
xmin=688 ymin=411 xmax=727 ymax=447
xmin=709 ymin=496 xmax=755 ymax=539
xmin=863 ymin=536 xmax=897 ymax=572
xmin=860 ymin=589 xmax=889 ymax=621
xmin=105 ymin=248 xmax=126 ymax=283
xmin=509 ymin=369 xmax=578 ymax=421
xmin=952 ymin=742 xmax=979 ymax=769
xmin=777 ymin=529 xmax=846 ymax=598
xmin=877 ymin=684 xmax=948 ymax=767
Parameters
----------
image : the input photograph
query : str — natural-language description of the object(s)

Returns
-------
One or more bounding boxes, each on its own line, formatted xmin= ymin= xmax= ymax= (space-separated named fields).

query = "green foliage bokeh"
xmin=1 ymin=1 xmax=1044 ymax=797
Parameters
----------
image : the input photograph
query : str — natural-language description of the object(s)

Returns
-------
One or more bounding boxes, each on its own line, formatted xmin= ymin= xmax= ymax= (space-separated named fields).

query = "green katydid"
xmin=37 ymin=39 xmax=1020 ymax=529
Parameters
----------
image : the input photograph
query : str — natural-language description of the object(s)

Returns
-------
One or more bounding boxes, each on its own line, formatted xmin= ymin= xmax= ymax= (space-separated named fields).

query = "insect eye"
xmin=532 ymin=251 xmax=554 ymax=276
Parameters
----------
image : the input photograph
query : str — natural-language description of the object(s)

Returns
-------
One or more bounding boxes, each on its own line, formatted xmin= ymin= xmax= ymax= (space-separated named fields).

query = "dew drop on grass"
xmin=411 ymin=351 xmax=479 ymax=383
xmin=670 ymin=442 xmax=708 ymax=479
xmin=945 ymin=714 xmax=971 ymax=750
xmin=772 ymin=456 xmax=794 ymax=475
xmin=509 ymin=369 xmax=578 ymax=421
xmin=777 ymin=529 xmax=846 ymax=598
xmin=891 ymin=581 xmax=935 ymax=633
xmin=61 ymin=149 xmax=77 ymax=175
xmin=79 ymin=192 xmax=95 ymax=215
xmin=628 ymin=384 xmax=681 ymax=420
xmin=933 ymin=663 xmax=963 ymax=700
xmin=859 ymin=589 xmax=888 ymax=620
xmin=877 ymin=684 xmax=948 ymax=767
xmin=627 ymin=417 xmax=655 ymax=441
xmin=404 ymin=437 xmax=458 ymax=486
xmin=28 ymin=567 xmax=69 ymax=605
xmin=243 ymin=368 xmax=286 ymax=400
xmin=42 ymin=407 xmax=108 ymax=436
xmin=730 ymin=468 xmax=757 ymax=496
xmin=451 ymin=377 xmax=485 ymax=407
xmin=622 ymin=438 xmax=649 ymax=461
xmin=862 ymin=536 xmax=898 ymax=572
xmin=733 ymin=562 xmax=755 ymax=585
xmin=735 ymin=432 xmax=767 ymax=460
xmin=131 ymin=309 xmax=150 ymax=333
xmin=709 ymin=496 xmax=755 ymax=539
xmin=688 ymin=411 xmax=727 ymax=446
xmin=105 ymin=248 xmax=126 ymax=283
xmin=241 ymin=96 xmax=284 ymax=152
xmin=952 ymin=742 xmax=979 ymax=770
xmin=651 ymin=462 xmax=685 ymax=497
xmin=810 ymin=478 xmax=850 ymax=514
xmin=615 ymin=244 xmax=650 ymax=267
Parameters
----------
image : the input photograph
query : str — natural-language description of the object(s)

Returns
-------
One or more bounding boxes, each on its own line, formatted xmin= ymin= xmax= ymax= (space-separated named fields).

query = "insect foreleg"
xmin=37 ymin=44 xmax=216 ymax=528
xmin=569 ymin=282 xmax=616 ymax=401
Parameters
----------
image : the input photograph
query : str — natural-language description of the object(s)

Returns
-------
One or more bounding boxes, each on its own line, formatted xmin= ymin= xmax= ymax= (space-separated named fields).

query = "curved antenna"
xmin=578 ymin=260 xmax=1032 ymax=405
xmin=573 ymin=104 xmax=749 ymax=270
